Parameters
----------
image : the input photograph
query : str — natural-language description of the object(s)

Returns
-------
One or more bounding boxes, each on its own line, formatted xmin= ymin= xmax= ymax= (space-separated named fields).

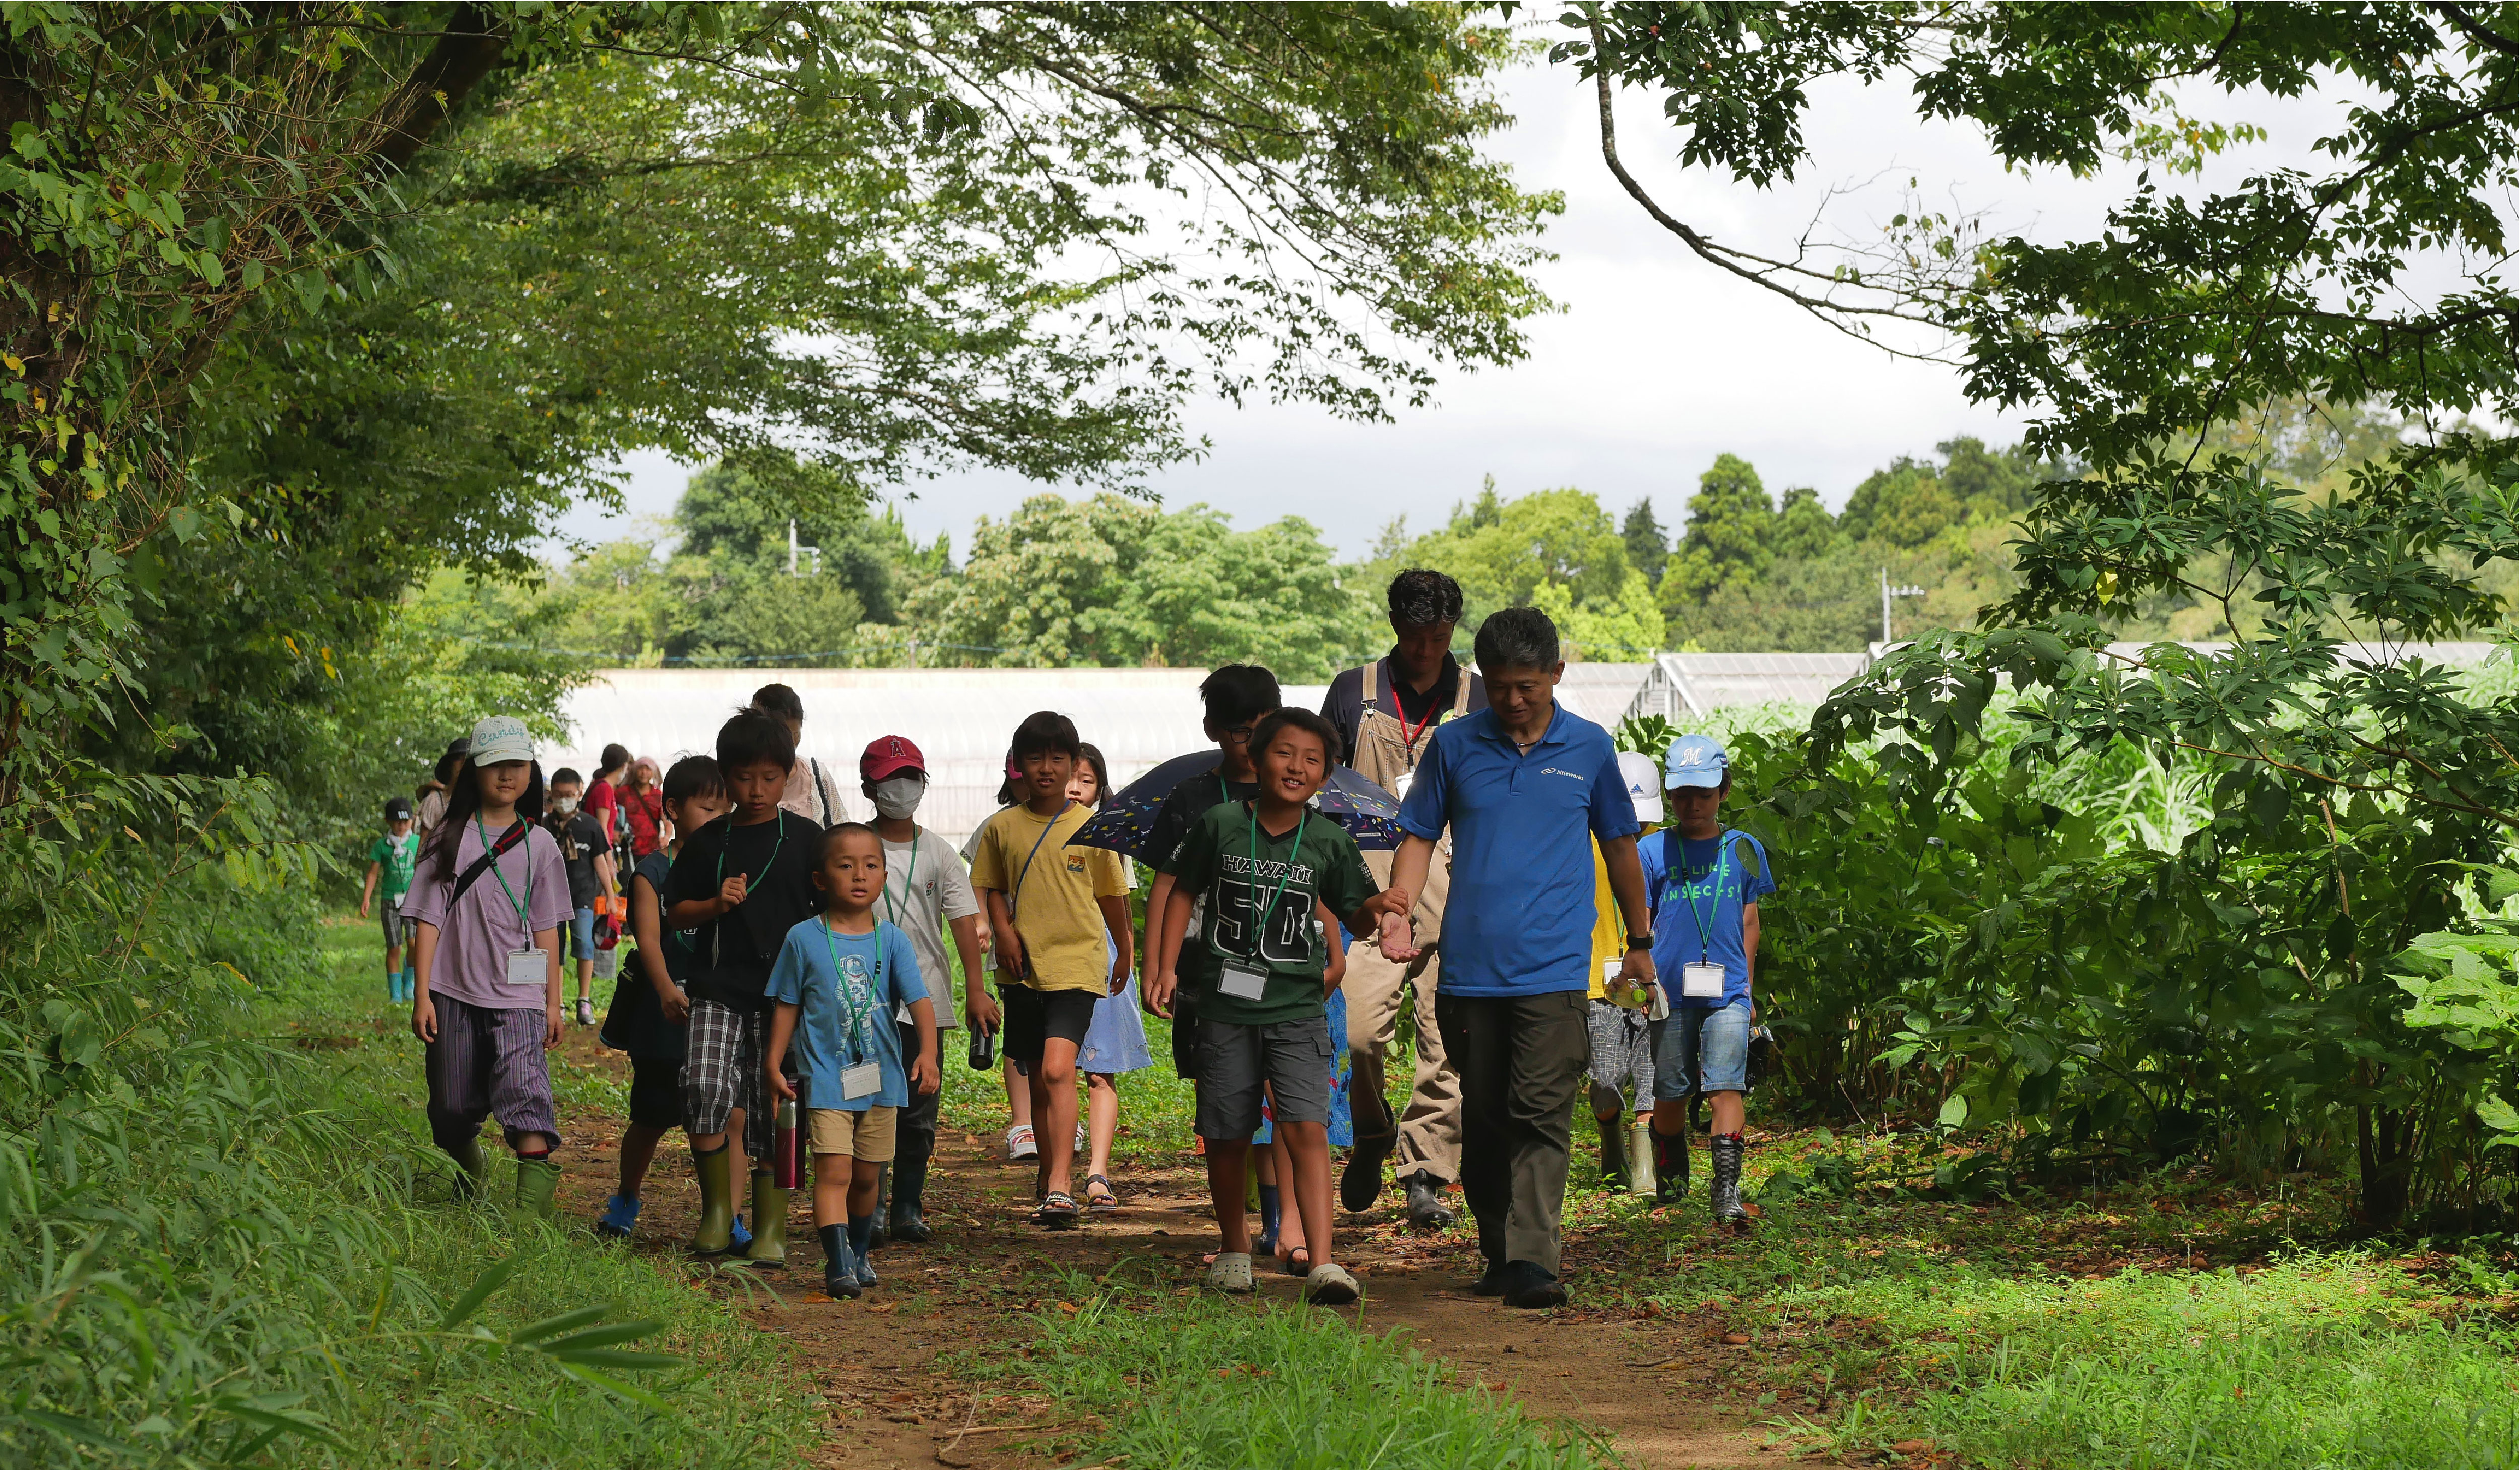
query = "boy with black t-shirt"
xmin=546 ymin=768 xmax=617 ymax=1028
xmin=667 ymin=711 xmax=827 ymax=1263
xmin=1139 ymin=665 xmax=1280 ymax=1082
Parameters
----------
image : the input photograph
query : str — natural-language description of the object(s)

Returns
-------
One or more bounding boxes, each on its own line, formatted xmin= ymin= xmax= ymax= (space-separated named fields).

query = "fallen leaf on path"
xmin=1722 ymin=1332 xmax=1750 ymax=1345
xmin=1889 ymin=1440 xmax=1933 ymax=1454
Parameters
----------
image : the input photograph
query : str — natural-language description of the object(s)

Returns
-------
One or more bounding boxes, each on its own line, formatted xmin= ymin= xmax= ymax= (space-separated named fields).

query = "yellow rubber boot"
xmin=691 ymin=1145 xmax=735 ymax=1254
xmin=743 ymin=1172 xmax=789 ymax=1266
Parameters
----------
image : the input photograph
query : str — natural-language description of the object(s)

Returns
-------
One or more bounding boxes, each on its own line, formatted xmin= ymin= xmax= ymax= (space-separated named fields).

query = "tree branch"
xmin=364 ymin=4 xmax=509 ymax=177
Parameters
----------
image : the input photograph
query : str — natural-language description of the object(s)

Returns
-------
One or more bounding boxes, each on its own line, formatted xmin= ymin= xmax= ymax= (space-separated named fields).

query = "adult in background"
xmin=415 ymin=736 xmax=470 ymax=835
xmin=1379 ymin=606 xmax=1654 ymax=1310
xmin=751 ymin=683 xmax=851 ymax=825
xmin=621 ymin=755 xmax=667 ymax=858
xmin=1318 ymin=569 xmax=1480 ymax=1227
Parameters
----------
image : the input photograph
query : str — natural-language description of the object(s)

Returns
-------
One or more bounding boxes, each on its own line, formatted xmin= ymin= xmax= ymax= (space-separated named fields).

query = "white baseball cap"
xmin=1617 ymin=750 xmax=1664 ymax=825
xmin=466 ymin=714 xmax=535 ymax=766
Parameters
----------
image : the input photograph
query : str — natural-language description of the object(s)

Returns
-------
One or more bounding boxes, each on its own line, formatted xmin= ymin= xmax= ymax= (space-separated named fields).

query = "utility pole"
xmin=1880 ymin=567 xmax=1925 ymax=645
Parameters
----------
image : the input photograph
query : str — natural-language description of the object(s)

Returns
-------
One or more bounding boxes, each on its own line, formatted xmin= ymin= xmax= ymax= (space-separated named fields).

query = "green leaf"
xmin=436 ymin=1256 xmax=520 ymax=1330
xmin=1937 ymin=1095 xmax=1969 ymax=1130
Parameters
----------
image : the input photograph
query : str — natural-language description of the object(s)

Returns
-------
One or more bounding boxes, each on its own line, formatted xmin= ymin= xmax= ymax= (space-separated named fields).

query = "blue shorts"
xmin=1652 ymin=1000 xmax=1752 ymax=1096
xmin=562 ymin=905 xmax=597 ymax=963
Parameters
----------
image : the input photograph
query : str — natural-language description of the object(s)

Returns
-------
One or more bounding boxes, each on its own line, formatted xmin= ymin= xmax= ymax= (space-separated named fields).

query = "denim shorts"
xmin=1651 ymin=1000 xmax=1753 ymax=1096
xmin=561 ymin=905 xmax=597 ymax=962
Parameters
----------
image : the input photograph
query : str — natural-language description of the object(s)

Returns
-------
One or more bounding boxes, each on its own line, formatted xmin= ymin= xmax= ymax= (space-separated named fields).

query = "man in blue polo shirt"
xmin=1380 ymin=606 xmax=1655 ymax=1310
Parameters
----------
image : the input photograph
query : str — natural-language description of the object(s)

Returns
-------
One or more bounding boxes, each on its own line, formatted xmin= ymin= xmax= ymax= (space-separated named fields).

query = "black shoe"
xmin=1595 ymin=1113 xmax=1629 ymax=1189
xmin=1404 ymin=1173 xmax=1457 ymax=1229
xmin=888 ymin=1204 xmax=933 ymax=1244
xmin=1342 ymin=1132 xmax=1394 ymax=1213
xmin=1470 ymin=1258 xmax=1510 ymax=1297
xmin=1500 ymin=1260 xmax=1568 ymax=1310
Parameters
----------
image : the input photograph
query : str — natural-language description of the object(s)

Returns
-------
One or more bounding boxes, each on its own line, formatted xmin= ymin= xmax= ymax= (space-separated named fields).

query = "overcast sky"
xmin=549 ymin=42 xmax=2357 ymax=563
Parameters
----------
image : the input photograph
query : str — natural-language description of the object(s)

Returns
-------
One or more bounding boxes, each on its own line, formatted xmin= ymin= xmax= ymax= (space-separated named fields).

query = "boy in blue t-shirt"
xmin=765 ymin=823 xmax=939 ymax=1300
xmin=1641 ymin=735 xmax=1776 ymax=1226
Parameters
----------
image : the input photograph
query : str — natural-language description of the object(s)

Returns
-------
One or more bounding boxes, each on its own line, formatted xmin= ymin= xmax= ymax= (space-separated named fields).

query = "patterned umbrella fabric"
xmin=1068 ymin=749 xmax=1405 ymax=858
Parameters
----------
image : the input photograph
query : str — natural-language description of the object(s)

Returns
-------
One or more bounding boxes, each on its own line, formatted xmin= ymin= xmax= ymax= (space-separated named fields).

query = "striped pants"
xmin=681 ymin=998 xmax=774 ymax=1161
xmin=425 ymin=994 xmax=560 ymax=1154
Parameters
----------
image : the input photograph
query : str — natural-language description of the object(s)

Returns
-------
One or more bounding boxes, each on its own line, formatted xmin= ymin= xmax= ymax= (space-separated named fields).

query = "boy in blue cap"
xmin=1641 ymin=734 xmax=1775 ymax=1225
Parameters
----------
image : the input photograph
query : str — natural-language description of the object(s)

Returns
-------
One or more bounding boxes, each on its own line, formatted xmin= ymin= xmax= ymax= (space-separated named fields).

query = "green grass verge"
xmin=990 ymin=1281 xmax=1611 ymax=1469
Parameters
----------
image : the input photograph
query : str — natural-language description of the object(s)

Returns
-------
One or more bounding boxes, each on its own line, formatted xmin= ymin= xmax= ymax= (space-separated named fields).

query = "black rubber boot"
xmin=1341 ymin=1051 xmax=1394 ymax=1213
xmin=1594 ymin=1113 xmax=1629 ymax=1188
xmin=868 ymin=1164 xmax=891 ymax=1250
xmin=1710 ymin=1133 xmax=1749 ymax=1227
xmin=1403 ymin=1172 xmax=1457 ymax=1228
xmin=1651 ymin=1124 xmax=1691 ymax=1205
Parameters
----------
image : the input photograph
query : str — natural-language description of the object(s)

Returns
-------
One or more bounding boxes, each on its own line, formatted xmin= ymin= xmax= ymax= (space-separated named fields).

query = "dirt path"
xmin=546 ymin=1030 xmax=1777 ymax=1469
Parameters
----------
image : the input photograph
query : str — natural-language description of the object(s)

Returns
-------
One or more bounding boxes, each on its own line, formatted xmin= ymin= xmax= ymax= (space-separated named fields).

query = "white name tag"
xmin=1681 ymin=962 xmax=1726 ymax=998
xmin=505 ymin=947 xmax=547 ymax=990
xmin=838 ymin=1061 xmax=882 ymax=1099
xmin=1216 ymin=962 xmax=1270 ymax=1001
xmin=1389 ymin=769 xmax=1414 ymax=802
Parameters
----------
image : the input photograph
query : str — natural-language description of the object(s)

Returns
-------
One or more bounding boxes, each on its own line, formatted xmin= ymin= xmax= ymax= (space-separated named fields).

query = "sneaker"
xmin=1007 ymin=1124 xmax=1038 ymax=1162
xmin=1304 ymin=1262 xmax=1362 ymax=1306
xmin=1501 ymin=1261 xmax=1568 ymax=1310
xmin=728 ymin=1212 xmax=754 ymax=1253
xmin=595 ymin=1193 xmax=640 ymax=1239
xmin=575 ymin=996 xmax=595 ymax=1027
xmin=1206 ymin=1251 xmax=1255 ymax=1294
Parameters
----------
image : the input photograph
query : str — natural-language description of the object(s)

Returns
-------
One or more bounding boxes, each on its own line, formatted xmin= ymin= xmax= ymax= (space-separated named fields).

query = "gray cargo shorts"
xmin=1193 ymin=1010 xmax=1334 ymax=1141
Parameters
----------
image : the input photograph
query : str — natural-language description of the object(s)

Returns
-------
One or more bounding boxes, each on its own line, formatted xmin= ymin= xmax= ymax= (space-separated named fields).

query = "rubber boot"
xmin=691 ymin=1144 xmax=736 ymax=1254
xmin=1628 ymin=1116 xmax=1657 ymax=1197
xmin=449 ymin=1136 xmax=491 ymax=1201
xmin=1594 ymin=1113 xmax=1628 ymax=1188
xmin=819 ymin=1223 xmax=860 ymax=1300
xmin=514 ymin=1155 xmax=562 ymax=1220
xmin=743 ymin=1172 xmax=789 ymax=1265
xmin=1651 ymin=1124 xmax=1690 ymax=1205
xmin=1710 ymin=1133 xmax=1749 ymax=1227
xmin=892 ymin=1101 xmax=937 ymax=1243
xmin=868 ymin=1164 xmax=891 ymax=1250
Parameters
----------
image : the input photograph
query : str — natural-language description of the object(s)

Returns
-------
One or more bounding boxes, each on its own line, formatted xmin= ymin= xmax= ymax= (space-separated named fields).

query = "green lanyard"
xmin=882 ymin=829 xmax=920 ymax=930
xmin=1231 ymin=803 xmax=1307 ymax=963
xmin=1670 ymin=835 xmax=1731 ymax=966
xmin=817 ymin=918 xmax=882 ymax=1065
xmin=475 ymin=814 xmax=531 ymax=928
xmin=716 ymin=812 xmax=787 ymax=890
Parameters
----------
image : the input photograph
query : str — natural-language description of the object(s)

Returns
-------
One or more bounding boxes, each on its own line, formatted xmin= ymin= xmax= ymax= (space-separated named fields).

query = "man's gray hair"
xmin=1474 ymin=606 xmax=1560 ymax=672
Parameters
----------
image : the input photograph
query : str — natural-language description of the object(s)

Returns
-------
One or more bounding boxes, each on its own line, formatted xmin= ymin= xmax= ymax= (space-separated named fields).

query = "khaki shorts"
xmin=807 ymin=1105 xmax=898 ymax=1162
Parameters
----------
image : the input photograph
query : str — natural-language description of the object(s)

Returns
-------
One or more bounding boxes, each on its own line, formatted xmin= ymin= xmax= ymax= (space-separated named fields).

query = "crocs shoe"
xmin=596 ymin=1193 xmax=641 ymax=1239
xmin=1304 ymin=1263 xmax=1361 ymax=1306
xmin=1206 ymin=1251 xmax=1255 ymax=1294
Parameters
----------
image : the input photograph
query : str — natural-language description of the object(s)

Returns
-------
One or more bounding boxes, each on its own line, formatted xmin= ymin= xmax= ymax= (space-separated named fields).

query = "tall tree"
xmin=1620 ymin=498 xmax=1669 ymax=585
xmin=1661 ymin=452 xmax=1774 ymax=606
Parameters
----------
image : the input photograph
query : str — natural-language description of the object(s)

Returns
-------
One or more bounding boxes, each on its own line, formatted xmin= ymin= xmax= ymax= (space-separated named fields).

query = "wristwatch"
xmin=1626 ymin=932 xmax=1653 ymax=949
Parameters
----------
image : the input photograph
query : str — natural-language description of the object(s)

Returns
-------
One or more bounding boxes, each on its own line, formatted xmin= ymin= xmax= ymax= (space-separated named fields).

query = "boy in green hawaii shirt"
xmin=360 ymin=795 xmax=422 ymax=1003
xmin=1151 ymin=708 xmax=1405 ymax=1307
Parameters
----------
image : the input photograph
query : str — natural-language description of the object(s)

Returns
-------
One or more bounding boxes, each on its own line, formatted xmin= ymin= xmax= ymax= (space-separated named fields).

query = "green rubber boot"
xmin=743 ymin=1172 xmax=789 ymax=1266
xmin=514 ymin=1155 xmax=562 ymax=1221
xmin=450 ymin=1136 xmax=491 ymax=1201
xmin=691 ymin=1144 xmax=736 ymax=1254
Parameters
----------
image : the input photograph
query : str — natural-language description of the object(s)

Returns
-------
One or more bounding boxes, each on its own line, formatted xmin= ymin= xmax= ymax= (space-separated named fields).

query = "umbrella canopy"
xmin=1068 ymin=749 xmax=1406 ymax=858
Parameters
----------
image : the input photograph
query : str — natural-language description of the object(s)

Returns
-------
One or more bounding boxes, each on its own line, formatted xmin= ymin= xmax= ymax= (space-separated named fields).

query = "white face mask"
xmin=552 ymin=795 xmax=579 ymax=815
xmin=870 ymin=776 xmax=926 ymax=820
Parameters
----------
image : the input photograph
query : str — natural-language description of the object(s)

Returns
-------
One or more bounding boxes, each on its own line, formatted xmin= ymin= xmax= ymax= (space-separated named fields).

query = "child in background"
xmin=545 ymin=768 xmax=618 ymax=1027
xmin=1069 ymin=744 xmax=1151 ymax=1210
xmin=962 ymin=758 xmax=1039 ymax=1165
xmin=597 ymin=755 xmax=730 ymax=1242
xmin=968 ymin=712 xmax=1133 ymax=1230
xmin=1642 ymin=735 xmax=1775 ymax=1223
xmin=402 ymin=716 xmax=572 ymax=1216
xmin=360 ymin=796 xmax=422 ymax=1003
xmin=861 ymin=734 xmax=991 ymax=1244
xmin=667 ymin=711 xmax=827 ymax=1262
xmin=587 ymin=741 xmax=631 ymax=870
xmin=766 ymin=824 xmax=940 ymax=1299
xmin=1586 ymin=751 xmax=1666 ymax=1195
xmin=1153 ymin=708 xmax=1400 ymax=1304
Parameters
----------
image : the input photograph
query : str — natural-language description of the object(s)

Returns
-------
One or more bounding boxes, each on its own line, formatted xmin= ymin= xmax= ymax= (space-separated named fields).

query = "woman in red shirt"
xmin=619 ymin=754 xmax=666 ymax=857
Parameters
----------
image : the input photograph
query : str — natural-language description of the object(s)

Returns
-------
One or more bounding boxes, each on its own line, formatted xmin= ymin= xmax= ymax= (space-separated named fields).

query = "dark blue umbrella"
xmin=1068 ymin=750 xmax=1405 ymax=858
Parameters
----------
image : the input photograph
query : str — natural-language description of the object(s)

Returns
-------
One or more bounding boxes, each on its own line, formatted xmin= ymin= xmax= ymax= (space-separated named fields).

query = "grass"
xmin=984 ymin=1277 xmax=1612 ymax=1469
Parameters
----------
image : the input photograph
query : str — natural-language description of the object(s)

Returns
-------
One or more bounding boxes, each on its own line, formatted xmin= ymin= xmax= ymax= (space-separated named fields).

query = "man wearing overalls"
xmin=1318 ymin=569 xmax=1480 ymax=1227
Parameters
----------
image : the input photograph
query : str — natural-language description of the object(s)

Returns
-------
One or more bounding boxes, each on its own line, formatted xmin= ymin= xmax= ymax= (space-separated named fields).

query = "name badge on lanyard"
xmin=1217 ymin=962 xmax=1269 ymax=1001
xmin=1680 ymin=962 xmax=1726 ymax=998
xmin=1389 ymin=767 xmax=1414 ymax=803
xmin=838 ymin=1060 xmax=882 ymax=1099
xmin=505 ymin=947 xmax=547 ymax=990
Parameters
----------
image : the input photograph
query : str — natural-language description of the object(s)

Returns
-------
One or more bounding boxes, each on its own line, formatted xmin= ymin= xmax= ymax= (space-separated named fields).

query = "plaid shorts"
xmin=680 ymin=998 xmax=773 ymax=1161
xmin=1586 ymin=998 xmax=1655 ymax=1113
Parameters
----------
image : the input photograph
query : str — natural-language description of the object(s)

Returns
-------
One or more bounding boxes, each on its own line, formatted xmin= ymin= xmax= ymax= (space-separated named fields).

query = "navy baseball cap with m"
xmin=1662 ymin=734 xmax=1728 ymax=789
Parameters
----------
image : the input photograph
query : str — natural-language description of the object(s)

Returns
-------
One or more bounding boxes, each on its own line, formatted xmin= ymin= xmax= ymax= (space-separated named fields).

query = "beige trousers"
xmin=1344 ymin=846 xmax=1461 ymax=1184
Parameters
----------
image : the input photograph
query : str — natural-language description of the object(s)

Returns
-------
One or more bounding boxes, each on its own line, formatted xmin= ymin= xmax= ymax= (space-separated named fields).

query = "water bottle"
xmin=771 ymin=1098 xmax=799 ymax=1189
xmin=968 ymin=1021 xmax=997 ymax=1071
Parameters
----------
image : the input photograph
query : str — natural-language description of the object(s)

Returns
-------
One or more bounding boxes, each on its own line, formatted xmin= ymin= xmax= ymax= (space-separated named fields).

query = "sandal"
xmin=1034 ymin=1191 xmax=1080 ymax=1230
xmin=1084 ymin=1174 xmax=1120 ymax=1211
xmin=1280 ymin=1245 xmax=1312 ymax=1277
xmin=1007 ymin=1124 xmax=1038 ymax=1162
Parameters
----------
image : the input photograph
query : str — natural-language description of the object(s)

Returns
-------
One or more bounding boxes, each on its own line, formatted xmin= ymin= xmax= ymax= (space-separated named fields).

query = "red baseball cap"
xmin=860 ymin=735 xmax=926 ymax=783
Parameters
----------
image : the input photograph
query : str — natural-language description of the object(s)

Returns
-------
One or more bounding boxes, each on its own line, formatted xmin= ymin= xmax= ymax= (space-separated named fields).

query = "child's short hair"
xmin=749 ymin=683 xmax=805 ymax=725
xmin=661 ymin=754 xmax=726 ymax=807
xmin=1474 ymin=605 xmax=1560 ymax=672
xmin=1251 ymin=709 xmax=1339 ymax=766
xmin=1387 ymin=568 xmax=1465 ymax=627
xmin=716 ymin=710 xmax=797 ymax=773
xmin=1009 ymin=710 xmax=1081 ymax=763
xmin=814 ymin=820 xmax=882 ymax=868
xmin=1074 ymin=742 xmax=1112 ymax=808
xmin=550 ymin=766 xmax=584 ymax=789
xmin=1200 ymin=665 xmax=1281 ymax=728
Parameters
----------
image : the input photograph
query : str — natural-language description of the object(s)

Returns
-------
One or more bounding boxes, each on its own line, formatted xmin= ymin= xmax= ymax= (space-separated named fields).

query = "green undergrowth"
xmin=0 ymin=886 xmax=812 ymax=1468
xmin=987 ymin=1275 xmax=1611 ymax=1469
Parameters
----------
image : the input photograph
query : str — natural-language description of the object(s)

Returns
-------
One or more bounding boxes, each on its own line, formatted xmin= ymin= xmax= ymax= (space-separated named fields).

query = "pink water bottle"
xmin=772 ymin=1098 xmax=799 ymax=1189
